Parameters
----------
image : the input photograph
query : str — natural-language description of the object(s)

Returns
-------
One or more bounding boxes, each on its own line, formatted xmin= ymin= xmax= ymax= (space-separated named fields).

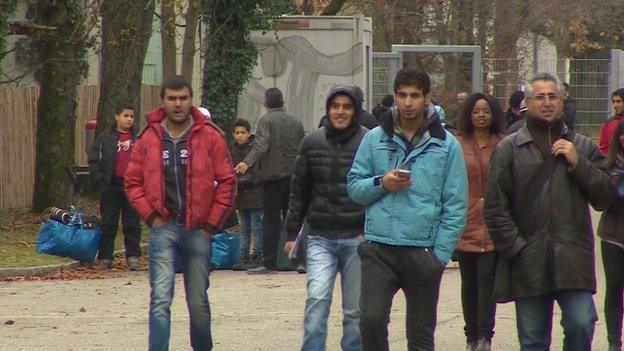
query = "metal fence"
xmin=372 ymin=49 xmax=621 ymax=139
xmin=483 ymin=58 xmax=611 ymax=138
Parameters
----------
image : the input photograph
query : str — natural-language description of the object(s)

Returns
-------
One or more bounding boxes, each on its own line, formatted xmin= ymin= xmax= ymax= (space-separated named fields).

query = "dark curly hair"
xmin=456 ymin=93 xmax=506 ymax=136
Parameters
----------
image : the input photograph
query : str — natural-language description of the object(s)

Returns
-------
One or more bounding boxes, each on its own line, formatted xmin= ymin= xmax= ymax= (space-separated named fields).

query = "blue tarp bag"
xmin=36 ymin=208 xmax=102 ymax=263
xmin=211 ymin=232 xmax=240 ymax=269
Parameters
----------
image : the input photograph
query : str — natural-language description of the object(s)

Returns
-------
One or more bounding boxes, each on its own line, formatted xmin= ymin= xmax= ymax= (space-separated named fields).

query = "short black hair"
xmin=115 ymin=102 xmax=135 ymax=115
xmin=233 ymin=118 xmax=251 ymax=132
xmin=264 ymin=87 xmax=284 ymax=109
xmin=381 ymin=94 xmax=394 ymax=107
xmin=394 ymin=68 xmax=431 ymax=96
xmin=457 ymin=93 xmax=506 ymax=136
xmin=160 ymin=75 xmax=193 ymax=99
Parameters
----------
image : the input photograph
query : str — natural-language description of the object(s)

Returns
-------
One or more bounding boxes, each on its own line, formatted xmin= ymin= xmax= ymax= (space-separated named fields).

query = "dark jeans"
xmin=261 ymin=177 xmax=291 ymax=269
xmin=457 ymin=251 xmax=497 ymax=342
xmin=602 ymin=240 xmax=624 ymax=348
xmin=515 ymin=290 xmax=597 ymax=351
xmin=358 ymin=241 xmax=445 ymax=351
xmin=98 ymin=179 xmax=141 ymax=260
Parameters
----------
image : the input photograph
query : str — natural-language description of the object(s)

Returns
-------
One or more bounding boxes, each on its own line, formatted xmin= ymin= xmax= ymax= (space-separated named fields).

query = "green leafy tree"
xmin=200 ymin=0 xmax=293 ymax=134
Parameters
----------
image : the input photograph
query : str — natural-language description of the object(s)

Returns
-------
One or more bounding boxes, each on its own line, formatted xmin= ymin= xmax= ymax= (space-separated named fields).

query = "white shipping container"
xmin=238 ymin=16 xmax=373 ymax=132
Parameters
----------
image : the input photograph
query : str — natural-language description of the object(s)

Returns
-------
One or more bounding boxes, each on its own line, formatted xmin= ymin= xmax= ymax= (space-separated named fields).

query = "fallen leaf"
xmin=4 ymin=320 xmax=14 ymax=326
xmin=79 ymin=307 xmax=86 ymax=313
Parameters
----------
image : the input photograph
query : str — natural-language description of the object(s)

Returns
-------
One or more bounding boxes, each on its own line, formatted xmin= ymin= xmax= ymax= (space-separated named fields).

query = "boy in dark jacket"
xmin=230 ymin=119 xmax=264 ymax=270
xmin=88 ymin=102 xmax=142 ymax=269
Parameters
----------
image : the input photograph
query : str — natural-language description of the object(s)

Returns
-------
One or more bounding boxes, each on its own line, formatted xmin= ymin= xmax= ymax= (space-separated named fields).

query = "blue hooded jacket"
xmin=347 ymin=104 xmax=468 ymax=264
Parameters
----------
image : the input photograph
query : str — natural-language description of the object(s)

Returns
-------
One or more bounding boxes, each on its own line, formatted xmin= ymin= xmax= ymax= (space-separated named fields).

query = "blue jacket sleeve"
xmin=347 ymin=132 xmax=387 ymax=206
xmin=433 ymin=136 xmax=468 ymax=264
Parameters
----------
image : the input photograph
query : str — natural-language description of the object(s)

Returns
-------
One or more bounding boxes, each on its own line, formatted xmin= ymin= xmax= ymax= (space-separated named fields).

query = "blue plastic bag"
xmin=211 ymin=232 xmax=240 ymax=269
xmin=36 ymin=211 xmax=102 ymax=263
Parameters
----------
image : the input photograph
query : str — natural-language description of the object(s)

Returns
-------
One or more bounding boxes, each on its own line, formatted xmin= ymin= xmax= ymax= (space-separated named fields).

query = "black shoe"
xmin=246 ymin=265 xmax=277 ymax=275
xmin=296 ymin=263 xmax=306 ymax=274
xmin=232 ymin=257 xmax=251 ymax=271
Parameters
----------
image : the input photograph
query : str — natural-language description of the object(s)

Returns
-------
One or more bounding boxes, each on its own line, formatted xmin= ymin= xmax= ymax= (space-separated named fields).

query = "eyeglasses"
xmin=527 ymin=94 xmax=560 ymax=102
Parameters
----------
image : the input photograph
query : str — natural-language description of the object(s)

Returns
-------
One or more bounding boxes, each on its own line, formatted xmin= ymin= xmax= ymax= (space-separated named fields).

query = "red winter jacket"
xmin=599 ymin=114 xmax=623 ymax=154
xmin=124 ymin=106 xmax=236 ymax=231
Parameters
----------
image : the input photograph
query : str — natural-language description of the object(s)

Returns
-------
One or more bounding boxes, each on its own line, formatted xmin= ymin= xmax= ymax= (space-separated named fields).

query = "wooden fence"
xmin=0 ymin=84 xmax=162 ymax=211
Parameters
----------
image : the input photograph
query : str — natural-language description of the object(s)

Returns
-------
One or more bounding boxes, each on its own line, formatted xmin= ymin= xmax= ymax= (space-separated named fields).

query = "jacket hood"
xmin=144 ymin=106 xmax=225 ymax=136
xmin=378 ymin=103 xmax=446 ymax=140
xmin=324 ymin=86 xmax=362 ymax=123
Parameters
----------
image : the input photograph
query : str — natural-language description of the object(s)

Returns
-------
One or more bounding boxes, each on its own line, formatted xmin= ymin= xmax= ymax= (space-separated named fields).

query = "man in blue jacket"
xmin=347 ymin=67 xmax=468 ymax=350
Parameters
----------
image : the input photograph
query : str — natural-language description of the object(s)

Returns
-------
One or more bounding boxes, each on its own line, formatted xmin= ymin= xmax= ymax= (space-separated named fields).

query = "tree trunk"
xmin=31 ymin=0 xmax=88 ymax=212
xmin=320 ymin=0 xmax=347 ymax=15
xmin=161 ymin=0 xmax=176 ymax=80
xmin=96 ymin=0 xmax=155 ymax=137
xmin=180 ymin=0 xmax=200 ymax=82
xmin=300 ymin=0 xmax=315 ymax=15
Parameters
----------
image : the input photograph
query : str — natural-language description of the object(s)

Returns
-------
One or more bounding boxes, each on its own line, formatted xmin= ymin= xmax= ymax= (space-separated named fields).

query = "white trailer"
xmin=238 ymin=16 xmax=373 ymax=132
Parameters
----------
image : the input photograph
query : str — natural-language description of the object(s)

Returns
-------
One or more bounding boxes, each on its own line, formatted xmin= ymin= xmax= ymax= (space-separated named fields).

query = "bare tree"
xmin=180 ymin=0 xmax=201 ymax=81
xmin=161 ymin=0 xmax=176 ymax=80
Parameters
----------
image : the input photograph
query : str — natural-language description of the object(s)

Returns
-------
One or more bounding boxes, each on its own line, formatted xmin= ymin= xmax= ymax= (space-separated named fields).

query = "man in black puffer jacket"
xmin=284 ymin=86 xmax=368 ymax=350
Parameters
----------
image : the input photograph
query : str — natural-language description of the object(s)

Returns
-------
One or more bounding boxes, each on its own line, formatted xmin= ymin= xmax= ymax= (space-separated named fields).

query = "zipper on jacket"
xmin=548 ymin=125 xmax=552 ymax=148
xmin=173 ymin=142 xmax=183 ymax=212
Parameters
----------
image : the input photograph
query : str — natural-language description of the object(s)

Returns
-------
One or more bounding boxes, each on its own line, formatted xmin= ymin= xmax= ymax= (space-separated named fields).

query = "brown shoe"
xmin=97 ymin=259 xmax=113 ymax=270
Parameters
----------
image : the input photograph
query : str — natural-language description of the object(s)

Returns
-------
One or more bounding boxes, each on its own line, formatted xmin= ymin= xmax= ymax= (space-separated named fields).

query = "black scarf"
xmin=323 ymin=117 xmax=360 ymax=144
xmin=525 ymin=116 xmax=565 ymax=158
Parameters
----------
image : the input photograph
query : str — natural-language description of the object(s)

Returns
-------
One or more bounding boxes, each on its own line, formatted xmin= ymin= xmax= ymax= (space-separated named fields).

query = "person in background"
xmin=562 ymin=82 xmax=576 ymax=131
xmin=597 ymin=120 xmax=624 ymax=351
xmin=372 ymin=94 xmax=394 ymax=122
xmin=455 ymin=93 xmax=507 ymax=351
xmin=284 ymin=86 xmax=368 ymax=351
xmin=450 ymin=90 xmax=470 ymax=123
xmin=505 ymin=90 xmax=526 ymax=128
xmin=235 ymin=87 xmax=305 ymax=274
xmin=88 ymin=102 xmax=142 ymax=270
xmin=599 ymin=88 xmax=624 ymax=154
xmin=352 ymin=85 xmax=379 ymax=130
xmin=230 ymin=118 xmax=264 ymax=271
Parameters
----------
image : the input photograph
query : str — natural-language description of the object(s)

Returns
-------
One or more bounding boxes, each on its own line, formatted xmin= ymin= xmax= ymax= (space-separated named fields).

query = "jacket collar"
xmin=378 ymin=104 xmax=446 ymax=142
xmin=144 ymin=106 xmax=225 ymax=136
xmin=514 ymin=117 xmax=573 ymax=146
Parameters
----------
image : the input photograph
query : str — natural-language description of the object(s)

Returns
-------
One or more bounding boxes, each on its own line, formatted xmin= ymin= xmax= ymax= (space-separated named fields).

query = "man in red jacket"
xmin=125 ymin=75 xmax=236 ymax=351
xmin=599 ymin=88 xmax=624 ymax=154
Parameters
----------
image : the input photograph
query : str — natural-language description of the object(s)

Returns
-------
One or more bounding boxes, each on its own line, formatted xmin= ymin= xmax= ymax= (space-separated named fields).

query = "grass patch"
xmin=0 ymin=199 xmax=149 ymax=269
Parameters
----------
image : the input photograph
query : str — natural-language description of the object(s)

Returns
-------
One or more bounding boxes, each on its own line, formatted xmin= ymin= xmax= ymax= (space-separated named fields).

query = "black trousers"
xmin=602 ymin=240 xmax=624 ymax=347
xmin=261 ymin=177 xmax=291 ymax=269
xmin=358 ymin=241 xmax=444 ymax=351
xmin=456 ymin=251 xmax=497 ymax=342
xmin=97 ymin=179 xmax=142 ymax=260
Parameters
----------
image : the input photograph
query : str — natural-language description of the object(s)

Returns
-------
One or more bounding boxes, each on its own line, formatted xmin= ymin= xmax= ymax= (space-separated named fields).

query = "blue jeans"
xmin=149 ymin=220 xmax=213 ymax=351
xmin=515 ymin=290 xmax=597 ymax=351
xmin=238 ymin=209 xmax=263 ymax=258
xmin=302 ymin=235 xmax=362 ymax=351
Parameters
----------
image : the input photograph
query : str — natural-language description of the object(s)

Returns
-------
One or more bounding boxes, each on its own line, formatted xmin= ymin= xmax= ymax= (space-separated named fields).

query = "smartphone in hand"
xmin=396 ymin=169 xmax=411 ymax=179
